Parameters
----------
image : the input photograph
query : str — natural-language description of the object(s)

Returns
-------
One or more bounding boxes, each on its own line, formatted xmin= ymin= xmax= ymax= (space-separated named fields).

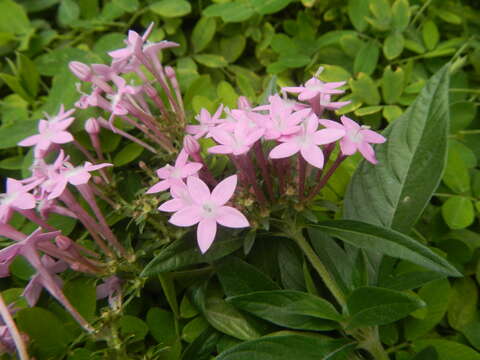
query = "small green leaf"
xmin=349 ymin=73 xmax=380 ymax=105
xmin=150 ymin=0 xmax=191 ymax=17
xmin=113 ymin=143 xmax=144 ymax=167
xmin=413 ymin=340 xmax=480 ymax=360
xmin=182 ymin=316 xmax=209 ymax=343
xmin=57 ymin=0 xmax=80 ymax=27
xmin=0 ymin=0 xmax=30 ymax=34
xmin=448 ymin=277 xmax=478 ymax=330
xmin=383 ymin=32 xmax=404 ymax=59
xmin=354 ymin=40 xmax=379 ymax=75
xmin=443 ymin=140 xmax=471 ymax=193
xmin=250 ymin=0 xmax=292 ymax=15
xmin=442 ymin=197 xmax=474 ymax=230
xmin=63 ymin=278 xmax=96 ymax=322
xmin=347 ymin=286 xmax=425 ymax=327
xmin=354 ymin=106 xmax=383 ymax=116
xmin=194 ymin=54 xmax=228 ymax=68
xmin=146 ymin=308 xmax=176 ymax=344
xmin=17 ymin=53 xmax=39 ymax=98
xmin=348 ymin=0 xmax=370 ymax=31
xmin=217 ymin=81 xmax=238 ymax=109
xmin=0 ymin=119 xmax=38 ymax=149
xmin=392 ymin=0 xmax=410 ymax=31
xmin=423 ymin=20 xmax=440 ymax=51
xmin=192 ymin=17 xmax=216 ymax=53
xmin=383 ymin=105 xmax=403 ymax=122
xmin=219 ymin=35 xmax=246 ymax=63
xmin=113 ymin=0 xmax=138 ymax=12
xmin=382 ymin=65 xmax=404 ymax=104
xmin=203 ymin=2 xmax=255 ymax=23
xmin=120 ymin=315 xmax=149 ymax=342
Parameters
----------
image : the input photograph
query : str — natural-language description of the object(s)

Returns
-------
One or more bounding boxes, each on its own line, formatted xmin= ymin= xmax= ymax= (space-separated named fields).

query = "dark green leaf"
xmin=250 ymin=0 xmax=292 ymax=15
xmin=354 ymin=40 xmax=379 ymax=75
xmin=113 ymin=143 xmax=144 ymax=167
xmin=348 ymin=0 xmax=370 ymax=31
xmin=344 ymin=66 xmax=450 ymax=233
xmin=119 ymin=315 xmax=149 ymax=342
xmin=312 ymin=220 xmax=461 ymax=276
xmin=392 ymin=0 xmax=410 ymax=31
xmin=413 ymin=340 xmax=480 ymax=360
xmin=192 ymin=17 xmax=216 ymax=53
xmin=347 ymin=286 xmax=425 ymax=327
xmin=227 ymin=290 xmax=342 ymax=331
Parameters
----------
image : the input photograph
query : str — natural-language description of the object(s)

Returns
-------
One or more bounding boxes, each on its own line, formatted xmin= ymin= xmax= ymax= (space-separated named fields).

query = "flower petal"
xmin=358 ymin=142 xmax=378 ymax=164
xmin=146 ymin=180 xmax=170 ymax=194
xmin=197 ymin=218 xmax=217 ymax=253
xmin=169 ymin=206 xmax=202 ymax=227
xmin=339 ymin=138 xmax=357 ymax=156
xmin=179 ymin=162 xmax=203 ymax=178
xmin=12 ymin=193 xmax=36 ymax=210
xmin=313 ymin=129 xmax=345 ymax=145
xmin=187 ymin=176 xmax=211 ymax=204
xmin=300 ymin=145 xmax=324 ymax=169
xmin=269 ymin=142 xmax=300 ymax=159
xmin=211 ymin=175 xmax=237 ymax=206
xmin=217 ymin=206 xmax=249 ymax=228
xmin=158 ymin=199 xmax=185 ymax=212
xmin=18 ymin=134 xmax=40 ymax=147
xmin=361 ymin=129 xmax=386 ymax=144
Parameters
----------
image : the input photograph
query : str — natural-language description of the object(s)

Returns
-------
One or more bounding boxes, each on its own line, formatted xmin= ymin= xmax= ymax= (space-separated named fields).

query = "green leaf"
xmin=217 ymin=334 xmax=355 ymax=360
xmin=0 ymin=155 xmax=23 ymax=170
xmin=312 ymin=220 xmax=461 ymax=277
xmin=0 ymin=0 xmax=30 ymax=34
xmin=204 ymin=297 xmax=262 ymax=340
xmin=443 ymin=140 xmax=471 ymax=193
xmin=220 ymin=35 xmax=246 ymax=63
xmin=16 ymin=307 xmax=74 ymax=358
xmin=344 ymin=66 xmax=450 ymax=232
xmin=354 ymin=40 xmax=379 ymax=75
xmin=392 ymin=0 xmax=410 ymax=31
xmin=35 ymin=47 xmax=100 ymax=76
xmin=349 ymin=73 xmax=380 ymax=105
xmin=192 ymin=17 xmax=216 ymax=53
xmin=0 ymin=119 xmax=38 ymax=149
xmin=250 ymin=0 xmax=292 ymax=15
xmin=216 ymin=257 xmax=279 ymax=297
xmin=194 ymin=54 xmax=228 ymax=68
xmin=203 ymin=2 xmax=255 ymax=23
xmin=404 ymin=279 xmax=451 ymax=339
xmin=227 ymin=290 xmax=342 ymax=331
xmin=146 ymin=308 xmax=176 ymax=344
xmin=63 ymin=278 xmax=96 ymax=322
xmin=182 ymin=316 xmax=210 ymax=343
xmin=423 ymin=20 xmax=440 ymax=51
xmin=413 ymin=340 xmax=480 ymax=360
xmin=57 ymin=0 xmax=80 ymax=27
xmin=383 ymin=105 xmax=403 ymax=122
xmin=348 ymin=0 xmax=370 ymax=31
xmin=150 ymin=0 xmax=191 ymax=17
xmin=442 ymin=197 xmax=474 ymax=230
xmin=120 ymin=315 xmax=149 ymax=342
xmin=347 ymin=286 xmax=425 ymax=327
xmin=141 ymin=235 xmax=242 ymax=276
xmin=448 ymin=277 xmax=478 ymax=330
xmin=17 ymin=53 xmax=39 ymax=98
xmin=382 ymin=65 xmax=404 ymax=104
xmin=450 ymin=102 xmax=476 ymax=133
xmin=381 ymin=271 xmax=445 ymax=291
xmin=0 ymin=73 xmax=31 ymax=102
xmin=217 ymin=81 xmax=238 ymax=109
xmin=383 ymin=32 xmax=404 ymax=60
xmin=113 ymin=0 xmax=138 ymax=12
xmin=113 ymin=143 xmax=144 ymax=167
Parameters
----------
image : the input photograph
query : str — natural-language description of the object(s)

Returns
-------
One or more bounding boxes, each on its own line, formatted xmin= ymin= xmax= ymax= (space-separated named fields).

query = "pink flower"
xmin=283 ymin=77 xmax=346 ymax=101
xmin=161 ymin=175 xmax=249 ymax=253
xmin=186 ymin=105 xmax=224 ymax=139
xmin=158 ymin=181 xmax=194 ymax=212
xmin=146 ymin=150 xmax=202 ymax=194
xmin=319 ymin=116 xmax=386 ymax=164
xmin=0 ymin=179 xmax=37 ymax=223
xmin=208 ymin=119 xmax=264 ymax=156
xmin=269 ymin=114 xmax=345 ymax=169
xmin=18 ymin=116 xmax=74 ymax=158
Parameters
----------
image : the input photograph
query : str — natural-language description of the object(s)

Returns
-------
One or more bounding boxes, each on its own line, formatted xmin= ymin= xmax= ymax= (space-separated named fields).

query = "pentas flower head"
xmin=0 ymin=179 xmax=37 ymax=223
xmin=160 ymin=175 xmax=249 ymax=253
xmin=18 ymin=109 xmax=75 ymax=158
xmin=283 ymin=76 xmax=346 ymax=101
xmin=269 ymin=113 xmax=345 ymax=169
xmin=319 ymin=116 xmax=386 ymax=164
xmin=147 ymin=150 xmax=203 ymax=194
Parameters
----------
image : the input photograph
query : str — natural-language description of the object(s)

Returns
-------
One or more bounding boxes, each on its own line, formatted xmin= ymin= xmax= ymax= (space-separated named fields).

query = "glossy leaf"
xmin=413 ymin=340 xmax=480 ymax=360
xmin=150 ymin=0 xmax=191 ymax=17
xmin=347 ymin=286 xmax=425 ymax=327
xmin=192 ymin=17 xmax=216 ymax=53
xmin=312 ymin=220 xmax=461 ymax=277
xmin=354 ymin=41 xmax=379 ymax=75
xmin=442 ymin=197 xmax=475 ymax=230
xmin=344 ymin=66 xmax=450 ymax=233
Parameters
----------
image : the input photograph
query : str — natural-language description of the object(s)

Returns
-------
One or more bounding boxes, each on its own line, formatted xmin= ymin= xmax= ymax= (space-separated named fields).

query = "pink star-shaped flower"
xmin=0 ymin=179 xmax=37 ymax=223
xmin=161 ymin=175 xmax=249 ymax=253
xmin=186 ymin=105 xmax=224 ymax=139
xmin=158 ymin=181 xmax=194 ymax=212
xmin=146 ymin=150 xmax=203 ymax=194
xmin=283 ymin=77 xmax=346 ymax=101
xmin=269 ymin=114 xmax=345 ymax=169
xmin=319 ymin=116 xmax=386 ymax=164
xmin=208 ymin=119 xmax=264 ymax=156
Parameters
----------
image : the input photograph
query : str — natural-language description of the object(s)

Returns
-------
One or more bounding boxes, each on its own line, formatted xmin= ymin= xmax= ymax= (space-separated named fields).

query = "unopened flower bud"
xmin=237 ymin=96 xmax=251 ymax=110
xmin=85 ymin=117 xmax=100 ymax=134
xmin=183 ymin=135 xmax=200 ymax=155
xmin=144 ymin=83 xmax=157 ymax=98
xmin=69 ymin=61 xmax=93 ymax=82
xmin=56 ymin=235 xmax=72 ymax=250
xmin=93 ymin=176 xmax=103 ymax=184
xmin=165 ymin=66 xmax=176 ymax=78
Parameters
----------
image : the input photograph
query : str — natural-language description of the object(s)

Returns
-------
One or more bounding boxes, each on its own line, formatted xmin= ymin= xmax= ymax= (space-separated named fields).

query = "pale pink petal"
xmin=47 ymin=180 xmax=68 ymax=200
xmin=340 ymin=116 xmax=360 ymax=132
xmin=282 ymin=86 xmax=304 ymax=93
xmin=84 ymin=163 xmax=112 ymax=171
xmin=6 ymin=178 xmax=22 ymax=193
xmin=210 ymin=128 xmax=234 ymax=146
xmin=187 ymin=176 xmax=211 ymax=204
xmin=169 ymin=206 xmax=202 ymax=227
xmin=305 ymin=114 xmax=320 ymax=134
xmin=318 ymin=119 xmax=344 ymax=130
xmin=216 ymin=206 xmax=249 ymax=228
xmin=245 ymin=129 xmax=264 ymax=146
xmin=361 ymin=129 xmax=386 ymax=144
xmin=197 ymin=218 xmax=217 ymax=253
xmin=339 ymin=138 xmax=357 ymax=156
xmin=324 ymin=81 xmax=346 ymax=89
xmin=358 ymin=142 xmax=377 ymax=164
xmin=208 ymin=145 xmax=233 ymax=154
xmin=108 ymin=48 xmax=131 ymax=59
xmin=50 ymin=131 xmax=74 ymax=144
xmin=313 ymin=129 xmax=345 ymax=145
xmin=68 ymin=172 xmax=91 ymax=185
xmin=156 ymin=165 xmax=173 ymax=179
xmin=158 ymin=199 xmax=185 ymax=212
xmin=179 ymin=163 xmax=203 ymax=178
xmin=269 ymin=142 xmax=300 ymax=159
xmin=12 ymin=193 xmax=36 ymax=210
xmin=298 ymin=89 xmax=319 ymax=101
xmin=300 ymin=145 xmax=325 ymax=169
xmin=146 ymin=180 xmax=170 ymax=194
xmin=38 ymin=120 xmax=49 ymax=132
xmin=174 ymin=150 xmax=189 ymax=167
xmin=211 ymin=175 xmax=237 ymax=206
xmin=18 ymin=134 xmax=40 ymax=146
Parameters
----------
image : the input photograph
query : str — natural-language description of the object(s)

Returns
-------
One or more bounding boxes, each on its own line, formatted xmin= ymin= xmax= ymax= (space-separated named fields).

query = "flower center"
xmin=202 ymin=203 xmax=217 ymax=218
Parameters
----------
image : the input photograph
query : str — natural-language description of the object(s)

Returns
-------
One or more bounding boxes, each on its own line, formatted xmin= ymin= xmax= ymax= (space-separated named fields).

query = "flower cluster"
xmin=147 ymin=71 xmax=386 ymax=253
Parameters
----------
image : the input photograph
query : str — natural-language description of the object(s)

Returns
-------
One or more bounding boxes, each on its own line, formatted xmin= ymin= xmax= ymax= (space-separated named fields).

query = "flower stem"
xmin=306 ymin=154 xmax=346 ymax=202
xmin=298 ymin=156 xmax=307 ymax=201
xmin=289 ymin=228 xmax=346 ymax=307
xmin=0 ymin=293 xmax=29 ymax=360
